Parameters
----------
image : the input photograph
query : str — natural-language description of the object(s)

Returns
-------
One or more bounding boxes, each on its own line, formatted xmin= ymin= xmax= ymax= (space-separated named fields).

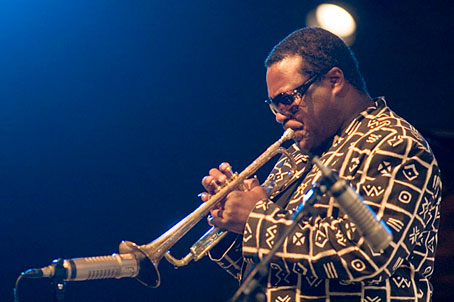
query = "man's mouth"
xmin=284 ymin=120 xmax=304 ymax=132
xmin=284 ymin=126 xmax=305 ymax=143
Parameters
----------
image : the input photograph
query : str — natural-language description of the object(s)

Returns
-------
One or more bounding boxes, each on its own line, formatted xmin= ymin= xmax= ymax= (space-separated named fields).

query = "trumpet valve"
xmin=209 ymin=179 xmax=222 ymax=193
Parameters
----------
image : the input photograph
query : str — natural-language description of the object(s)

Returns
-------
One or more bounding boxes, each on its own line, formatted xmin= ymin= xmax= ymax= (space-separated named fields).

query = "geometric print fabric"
xmin=209 ymin=97 xmax=442 ymax=302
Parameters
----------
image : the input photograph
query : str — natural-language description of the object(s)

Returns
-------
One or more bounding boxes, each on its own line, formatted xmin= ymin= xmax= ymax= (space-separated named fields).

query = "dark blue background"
xmin=1 ymin=1 xmax=451 ymax=301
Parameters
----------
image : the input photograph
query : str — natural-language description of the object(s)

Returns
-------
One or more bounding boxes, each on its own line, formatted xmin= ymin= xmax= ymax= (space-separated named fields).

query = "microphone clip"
xmin=51 ymin=258 xmax=67 ymax=302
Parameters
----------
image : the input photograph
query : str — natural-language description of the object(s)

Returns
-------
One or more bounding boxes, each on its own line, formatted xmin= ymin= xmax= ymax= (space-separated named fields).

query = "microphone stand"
xmin=229 ymin=165 xmax=328 ymax=302
xmin=230 ymin=152 xmax=392 ymax=302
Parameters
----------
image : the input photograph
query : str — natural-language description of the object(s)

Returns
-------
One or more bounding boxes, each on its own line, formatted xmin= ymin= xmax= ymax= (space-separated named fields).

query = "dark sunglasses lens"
xmin=272 ymin=94 xmax=294 ymax=106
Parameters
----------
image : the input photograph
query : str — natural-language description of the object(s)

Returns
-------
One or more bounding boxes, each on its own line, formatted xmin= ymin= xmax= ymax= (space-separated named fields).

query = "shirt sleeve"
xmin=242 ymin=133 xmax=442 ymax=283
xmin=207 ymin=232 xmax=244 ymax=281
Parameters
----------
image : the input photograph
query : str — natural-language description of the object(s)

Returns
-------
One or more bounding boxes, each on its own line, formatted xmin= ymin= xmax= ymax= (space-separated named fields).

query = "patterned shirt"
xmin=209 ymin=97 xmax=442 ymax=302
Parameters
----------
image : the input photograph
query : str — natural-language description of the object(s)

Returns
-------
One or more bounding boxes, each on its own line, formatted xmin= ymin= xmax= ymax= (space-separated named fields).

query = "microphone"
xmin=22 ymin=253 xmax=139 ymax=281
xmin=312 ymin=156 xmax=393 ymax=251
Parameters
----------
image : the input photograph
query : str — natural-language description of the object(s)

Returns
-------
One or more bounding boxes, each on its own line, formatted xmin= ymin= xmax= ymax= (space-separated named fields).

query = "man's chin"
xmin=297 ymin=135 xmax=334 ymax=156
xmin=296 ymin=137 xmax=324 ymax=155
xmin=296 ymin=139 xmax=312 ymax=154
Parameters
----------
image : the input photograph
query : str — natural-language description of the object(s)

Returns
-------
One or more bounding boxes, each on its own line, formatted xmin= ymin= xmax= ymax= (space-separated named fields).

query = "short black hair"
xmin=265 ymin=27 xmax=367 ymax=93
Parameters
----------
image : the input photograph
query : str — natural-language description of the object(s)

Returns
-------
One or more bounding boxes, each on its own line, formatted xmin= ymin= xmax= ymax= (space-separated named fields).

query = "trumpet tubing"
xmin=119 ymin=128 xmax=296 ymax=288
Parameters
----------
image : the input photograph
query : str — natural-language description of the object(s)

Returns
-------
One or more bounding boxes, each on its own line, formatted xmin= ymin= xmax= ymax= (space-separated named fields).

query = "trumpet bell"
xmin=119 ymin=240 xmax=161 ymax=288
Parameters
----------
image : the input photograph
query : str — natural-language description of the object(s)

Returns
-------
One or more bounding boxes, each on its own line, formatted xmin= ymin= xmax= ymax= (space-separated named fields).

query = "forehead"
xmin=266 ymin=56 xmax=306 ymax=98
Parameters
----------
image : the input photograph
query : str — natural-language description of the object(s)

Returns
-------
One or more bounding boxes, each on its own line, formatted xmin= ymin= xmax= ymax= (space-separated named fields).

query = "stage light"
xmin=306 ymin=3 xmax=357 ymax=45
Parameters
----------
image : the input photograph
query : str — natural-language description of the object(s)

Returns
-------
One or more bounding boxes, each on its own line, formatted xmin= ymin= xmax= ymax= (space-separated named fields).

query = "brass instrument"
xmin=119 ymin=128 xmax=296 ymax=287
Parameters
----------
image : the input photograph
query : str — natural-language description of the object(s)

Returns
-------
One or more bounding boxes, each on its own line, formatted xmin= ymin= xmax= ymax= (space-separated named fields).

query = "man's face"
xmin=266 ymin=55 xmax=341 ymax=152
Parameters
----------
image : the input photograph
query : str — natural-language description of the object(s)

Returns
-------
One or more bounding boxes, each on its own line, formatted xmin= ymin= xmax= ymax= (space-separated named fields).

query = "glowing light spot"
xmin=306 ymin=3 xmax=357 ymax=45
xmin=316 ymin=4 xmax=356 ymax=37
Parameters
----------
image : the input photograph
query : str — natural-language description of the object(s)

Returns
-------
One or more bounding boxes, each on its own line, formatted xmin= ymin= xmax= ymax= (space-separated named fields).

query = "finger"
xmin=202 ymin=175 xmax=215 ymax=192
xmin=243 ymin=176 xmax=260 ymax=190
xmin=202 ymin=175 xmax=224 ymax=193
xmin=209 ymin=168 xmax=227 ymax=184
xmin=210 ymin=207 xmax=224 ymax=220
xmin=198 ymin=192 xmax=211 ymax=202
xmin=219 ymin=162 xmax=233 ymax=178
xmin=207 ymin=214 xmax=214 ymax=226
xmin=208 ymin=211 xmax=228 ymax=229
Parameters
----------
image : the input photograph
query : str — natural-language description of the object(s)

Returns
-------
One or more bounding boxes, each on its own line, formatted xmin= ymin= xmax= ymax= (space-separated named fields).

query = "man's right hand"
xmin=200 ymin=162 xmax=267 ymax=234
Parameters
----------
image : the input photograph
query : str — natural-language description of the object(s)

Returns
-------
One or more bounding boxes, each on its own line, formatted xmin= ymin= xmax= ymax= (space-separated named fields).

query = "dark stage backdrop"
xmin=0 ymin=1 xmax=452 ymax=301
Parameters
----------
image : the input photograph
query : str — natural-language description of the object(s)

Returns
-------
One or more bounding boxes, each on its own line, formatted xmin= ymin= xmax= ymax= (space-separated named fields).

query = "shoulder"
xmin=346 ymin=97 xmax=433 ymax=158
xmin=329 ymin=98 xmax=439 ymax=179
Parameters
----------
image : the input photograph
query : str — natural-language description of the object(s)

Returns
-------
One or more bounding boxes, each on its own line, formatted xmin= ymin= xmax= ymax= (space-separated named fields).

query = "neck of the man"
xmin=338 ymin=89 xmax=373 ymax=133
xmin=309 ymin=89 xmax=373 ymax=157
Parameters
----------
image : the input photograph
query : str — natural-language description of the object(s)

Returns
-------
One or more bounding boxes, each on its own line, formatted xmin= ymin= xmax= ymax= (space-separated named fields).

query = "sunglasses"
xmin=265 ymin=74 xmax=321 ymax=116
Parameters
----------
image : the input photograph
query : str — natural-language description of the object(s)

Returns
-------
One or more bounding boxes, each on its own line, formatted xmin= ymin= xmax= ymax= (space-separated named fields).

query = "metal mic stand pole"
xmin=229 ymin=180 xmax=328 ymax=302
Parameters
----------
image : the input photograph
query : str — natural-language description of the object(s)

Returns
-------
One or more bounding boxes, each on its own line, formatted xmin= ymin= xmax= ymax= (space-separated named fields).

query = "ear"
xmin=326 ymin=67 xmax=346 ymax=96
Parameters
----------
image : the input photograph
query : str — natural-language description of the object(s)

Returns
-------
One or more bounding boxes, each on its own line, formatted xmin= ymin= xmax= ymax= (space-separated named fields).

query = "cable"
xmin=14 ymin=273 xmax=23 ymax=302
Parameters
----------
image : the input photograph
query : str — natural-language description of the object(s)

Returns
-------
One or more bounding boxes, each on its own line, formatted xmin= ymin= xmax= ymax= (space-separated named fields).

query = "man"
xmin=201 ymin=27 xmax=441 ymax=302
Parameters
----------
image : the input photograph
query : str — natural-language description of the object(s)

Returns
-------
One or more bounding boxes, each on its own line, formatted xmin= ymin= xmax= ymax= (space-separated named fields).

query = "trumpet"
xmin=120 ymin=128 xmax=296 ymax=287
xmin=22 ymin=129 xmax=296 ymax=288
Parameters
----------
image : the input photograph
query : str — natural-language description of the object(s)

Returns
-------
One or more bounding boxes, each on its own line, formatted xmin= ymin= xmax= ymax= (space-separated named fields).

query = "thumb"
xmin=243 ymin=176 xmax=260 ymax=190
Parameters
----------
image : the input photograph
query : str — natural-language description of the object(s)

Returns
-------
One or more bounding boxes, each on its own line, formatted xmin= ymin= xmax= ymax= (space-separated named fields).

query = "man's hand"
xmin=200 ymin=162 xmax=267 ymax=234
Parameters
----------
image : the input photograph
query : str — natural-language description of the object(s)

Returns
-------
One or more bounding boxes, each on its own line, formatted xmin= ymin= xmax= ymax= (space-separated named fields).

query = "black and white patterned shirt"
xmin=209 ymin=97 xmax=442 ymax=302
